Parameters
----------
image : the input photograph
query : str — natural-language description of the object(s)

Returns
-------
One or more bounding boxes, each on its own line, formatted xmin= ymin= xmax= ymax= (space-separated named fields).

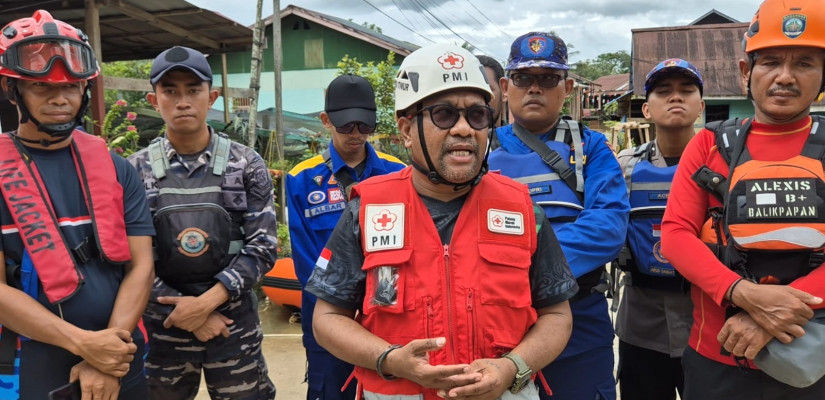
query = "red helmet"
xmin=0 ymin=9 xmax=99 ymax=82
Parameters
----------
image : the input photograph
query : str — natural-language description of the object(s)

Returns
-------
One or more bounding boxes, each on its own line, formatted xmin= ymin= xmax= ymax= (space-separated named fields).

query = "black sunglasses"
xmin=510 ymin=73 xmax=566 ymax=89
xmin=335 ymin=121 xmax=375 ymax=135
xmin=411 ymin=104 xmax=493 ymax=131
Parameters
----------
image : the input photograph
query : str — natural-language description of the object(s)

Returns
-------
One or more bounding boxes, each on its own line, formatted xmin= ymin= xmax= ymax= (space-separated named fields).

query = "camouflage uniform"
xmin=128 ymin=130 xmax=278 ymax=400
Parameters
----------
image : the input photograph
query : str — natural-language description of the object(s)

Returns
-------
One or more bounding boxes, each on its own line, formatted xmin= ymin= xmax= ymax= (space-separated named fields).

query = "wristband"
xmin=728 ymin=278 xmax=744 ymax=307
xmin=376 ymin=344 xmax=402 ymax=380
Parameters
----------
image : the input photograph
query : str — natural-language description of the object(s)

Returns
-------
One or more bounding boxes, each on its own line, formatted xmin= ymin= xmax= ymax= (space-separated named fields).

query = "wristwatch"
xmin=501 ymin=352 xmax=533 ymax=394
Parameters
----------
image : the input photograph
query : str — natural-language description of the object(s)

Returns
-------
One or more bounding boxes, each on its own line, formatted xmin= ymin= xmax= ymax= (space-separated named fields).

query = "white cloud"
xmin=189 ymin=0 xmax=757 ymax=62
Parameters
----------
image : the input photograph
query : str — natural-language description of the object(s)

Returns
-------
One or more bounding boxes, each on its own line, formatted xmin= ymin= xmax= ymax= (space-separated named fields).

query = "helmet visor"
xmin=1 ymin=36 xmax=97 ymax=79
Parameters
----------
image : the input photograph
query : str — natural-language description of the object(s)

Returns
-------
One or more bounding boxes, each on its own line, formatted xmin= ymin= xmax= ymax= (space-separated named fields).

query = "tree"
xmin=336 ymin=51 xmax=410 ymax=163
xmin=100 ymin=60 xmax=152 ymax=108
xmin=571 ymin=50 xmax=630 ymax=80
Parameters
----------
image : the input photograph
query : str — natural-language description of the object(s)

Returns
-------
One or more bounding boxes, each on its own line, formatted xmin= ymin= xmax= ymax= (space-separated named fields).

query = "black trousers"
xmin=682 ymin=347 xmax=825 ymax=399
xmin=617 ymin=340 xmax=683 ymax=400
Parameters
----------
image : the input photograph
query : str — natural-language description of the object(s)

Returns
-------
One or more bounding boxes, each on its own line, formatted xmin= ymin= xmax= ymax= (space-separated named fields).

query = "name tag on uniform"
xmin=488 ymin=209 xmax=524 ymax=235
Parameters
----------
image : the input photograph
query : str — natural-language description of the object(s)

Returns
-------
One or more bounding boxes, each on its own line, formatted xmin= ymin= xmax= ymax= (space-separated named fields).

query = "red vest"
xmin=0 ymin=130 xmax=130 ymax=303
xmin=352 ymin=168 xmax=537 ymax=397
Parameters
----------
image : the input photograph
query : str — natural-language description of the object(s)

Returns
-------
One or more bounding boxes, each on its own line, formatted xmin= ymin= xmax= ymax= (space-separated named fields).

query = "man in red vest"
xmin=306 ymin=43 xmax=577 ymax=400
xmin=0 ymin=10 xmax=155 ymax=400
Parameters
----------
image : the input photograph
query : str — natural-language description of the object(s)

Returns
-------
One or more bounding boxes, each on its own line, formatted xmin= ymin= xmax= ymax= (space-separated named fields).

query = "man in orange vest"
xmin=662 ymin=0 xmax=825 ymax=397
xmin=307 ymin=43 xmax=577 ymax=400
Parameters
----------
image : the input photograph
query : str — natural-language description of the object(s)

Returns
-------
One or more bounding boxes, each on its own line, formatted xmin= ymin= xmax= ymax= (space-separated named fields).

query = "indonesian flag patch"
xmin=652 ymin=224 xmax=662 ymax=237
xmin=316 ymin=248 xmax=332 ymax=270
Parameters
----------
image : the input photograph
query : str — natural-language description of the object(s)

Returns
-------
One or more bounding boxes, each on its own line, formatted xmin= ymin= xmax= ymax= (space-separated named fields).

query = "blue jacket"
xmin=490 ymin=123 xmax=628 ymax=360
xmin=490 ymin=123 xmax=629 ymax=279
xmin=287 ymin=142 xmax=405 ymax=288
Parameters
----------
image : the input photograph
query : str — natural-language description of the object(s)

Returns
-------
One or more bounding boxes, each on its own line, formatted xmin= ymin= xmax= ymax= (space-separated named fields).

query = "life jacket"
xmin=147 ymin=133 xmax=245 ymax=296
xmin=491 ymin=120 xmax=603 ymax=300
xmin=351 ymin=168 xmax=538 ymax=399
xmin=617 ymin=142 xmax=682 ymax=290
xmin=693 ymin=116 xmax=825 ymax=284
xmin=0 ymin=130 xmax=130 ymax=304
xmin=491 ymin=119 xmax=585 ymax=222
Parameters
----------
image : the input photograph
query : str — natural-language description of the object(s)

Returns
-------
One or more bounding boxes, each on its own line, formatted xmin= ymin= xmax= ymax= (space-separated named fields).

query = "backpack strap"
xmin=514 ymin=121 xmax=584 ymax=201
xmin=147 ymin=137 xmax=169 ymax=180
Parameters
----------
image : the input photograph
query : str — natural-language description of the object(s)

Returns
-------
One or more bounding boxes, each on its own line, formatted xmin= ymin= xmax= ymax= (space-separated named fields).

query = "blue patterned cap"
xmin=505 ymin=32 xmax=569 ymax=71
xmin=644 ymin=58 xmax=704 ymax=94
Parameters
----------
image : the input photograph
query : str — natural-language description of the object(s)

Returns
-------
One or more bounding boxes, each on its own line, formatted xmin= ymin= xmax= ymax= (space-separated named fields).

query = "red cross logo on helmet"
xmin=438 ymin=52 xmax=464 ymax=70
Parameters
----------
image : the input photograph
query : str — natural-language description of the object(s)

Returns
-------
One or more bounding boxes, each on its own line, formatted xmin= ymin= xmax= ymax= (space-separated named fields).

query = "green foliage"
xmin=101 ymin=100 xmax=141 ymax=157
xmin=571 ymin=50 xmax=631 ymax=81
xmin=101 ymin=60 xmax=152 ymax=108
xmin=276 ymin=223 xmax=291 ymax=258
xmin=336 ymin=52 xmax=410 ymax=163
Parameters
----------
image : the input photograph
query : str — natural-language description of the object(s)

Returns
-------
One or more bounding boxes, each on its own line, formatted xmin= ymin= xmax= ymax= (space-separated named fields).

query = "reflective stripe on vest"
xmin=0 ymin=131 xmax=130 ymax=303
xmin=624 ymin=142 xmax=677 ymax=278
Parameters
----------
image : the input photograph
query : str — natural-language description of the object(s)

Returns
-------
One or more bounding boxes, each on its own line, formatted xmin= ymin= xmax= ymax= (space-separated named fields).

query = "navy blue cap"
xmin=325 ymin=74 xmax=376 ymax=128
xmin=505 ymin=32 xmax=569 ymax=71
xmin=150 ymin=46 xmax=212 ymax=85
xmin=644 ymin=58 xmax=704 ymax=94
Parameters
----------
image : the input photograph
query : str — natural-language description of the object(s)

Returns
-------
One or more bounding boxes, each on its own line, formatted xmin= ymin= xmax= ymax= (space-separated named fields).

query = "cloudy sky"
xmin=189 ymin=0 xmax=758 ymax=63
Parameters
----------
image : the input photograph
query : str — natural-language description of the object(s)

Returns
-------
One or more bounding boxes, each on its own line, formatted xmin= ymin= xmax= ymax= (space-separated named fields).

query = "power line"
xmin=361 ymin=0 xmax=434 ymax=44
xmin=412 ymin=0 xmax=494 ymax=56
xmin=463 ymin=0 xmax=514 ymax=42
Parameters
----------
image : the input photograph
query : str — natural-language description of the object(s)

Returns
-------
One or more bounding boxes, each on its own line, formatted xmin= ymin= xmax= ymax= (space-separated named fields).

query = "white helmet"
xmin=395 ymin=43 xmax=493 ymax=113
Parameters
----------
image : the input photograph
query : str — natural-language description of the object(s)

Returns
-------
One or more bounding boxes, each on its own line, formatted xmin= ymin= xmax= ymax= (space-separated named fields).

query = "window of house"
xmin=705 ymin=104 xmax=730 ymax=123
xmin=304 ymin=39 xmax=324 ymax=69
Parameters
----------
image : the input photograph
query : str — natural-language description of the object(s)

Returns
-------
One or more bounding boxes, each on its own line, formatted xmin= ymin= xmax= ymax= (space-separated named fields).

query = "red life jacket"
xmin=352 ymin=168 xmax=537 ymax=398
xmin=0 ymin=130 xmax=130 ymax=303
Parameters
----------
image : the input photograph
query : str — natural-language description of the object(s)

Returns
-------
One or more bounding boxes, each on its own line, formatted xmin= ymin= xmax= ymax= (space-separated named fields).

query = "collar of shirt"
xmin=162 ymin=126 xmax=217 ymax=172
xmin=327 ymin=140 xmax=387 ymax=179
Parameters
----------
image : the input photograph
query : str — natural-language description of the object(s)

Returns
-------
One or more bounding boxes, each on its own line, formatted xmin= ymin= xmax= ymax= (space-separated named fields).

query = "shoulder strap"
xmin=322 ymin=149 xmax=357 ymax=201
xmin=801 ymin=115 xmax=825 ymax=160
xmin=623 ymin=142 xmax=653 ymax=194
xmin=708 ymin=118 xmax=750 ymax=166
xmin=566 ymin=120 xmax=585 ymax=193
xmin=513 ymin=122 xmax=584 ymax=200
xmin=210 ymin=134 xmax=231 ymax=176
xmin=147 ymin=137 xmax=169 ymax=180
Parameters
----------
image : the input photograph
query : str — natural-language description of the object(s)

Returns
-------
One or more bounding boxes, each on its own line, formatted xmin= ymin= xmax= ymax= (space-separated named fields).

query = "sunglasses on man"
xmin=335 ymin=121 xmax=375 ymax=135
xmin=509 ymin=73 xmax=566 ymax=89
xmin=409 ymin=104 xmax=494 ymax=131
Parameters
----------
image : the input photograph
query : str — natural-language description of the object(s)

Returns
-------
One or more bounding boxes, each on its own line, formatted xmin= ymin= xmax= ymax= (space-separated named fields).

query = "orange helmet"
xmin=0 ymin=9 xmax=99 ymax=82
xmin=743 ymin=0 xmax=825 ymax=53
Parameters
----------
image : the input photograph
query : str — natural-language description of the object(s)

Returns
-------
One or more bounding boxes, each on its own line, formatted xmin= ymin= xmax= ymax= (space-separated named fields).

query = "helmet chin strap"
xmin=9 ymin=79 xmax=91 ymax=147
xmin=413 ymin=104 xmax=490 ymax=192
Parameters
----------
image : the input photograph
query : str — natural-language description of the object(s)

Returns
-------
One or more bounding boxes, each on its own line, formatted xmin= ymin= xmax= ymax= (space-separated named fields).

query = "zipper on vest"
xmin=153 ymin=203 xmax=231 ymax=221
xmin=466 ymin=288 xmax=477 ymax=360
xmin=424 ymin=296 xmax=434 ymax=338
xmin=443 ymin=244 xmax=456 ymax=363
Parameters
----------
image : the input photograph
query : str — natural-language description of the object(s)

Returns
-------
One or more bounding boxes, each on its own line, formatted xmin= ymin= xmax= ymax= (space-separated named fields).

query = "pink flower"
xmin=115 ymin=99 xmax=127 ymax=107
xmin=126 ymin=112 xmax=137 ymax=121
xmin=126 ymin=125 xmax=137 ymax=132
xmin=115 ymin=147 xmax=124 ymax=154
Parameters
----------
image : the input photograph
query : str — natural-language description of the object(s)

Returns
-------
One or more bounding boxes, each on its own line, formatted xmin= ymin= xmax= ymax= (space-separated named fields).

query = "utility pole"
xmin=246 ymin=0 xmax=264 ymax=148
xmin=273 ymin=0 xmax=284 ymax=161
